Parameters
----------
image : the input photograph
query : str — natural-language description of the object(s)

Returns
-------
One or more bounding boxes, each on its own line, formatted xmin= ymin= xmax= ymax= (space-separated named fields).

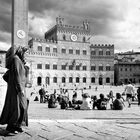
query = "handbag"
xmin=3 ymin=70 xmax=9 ymax=82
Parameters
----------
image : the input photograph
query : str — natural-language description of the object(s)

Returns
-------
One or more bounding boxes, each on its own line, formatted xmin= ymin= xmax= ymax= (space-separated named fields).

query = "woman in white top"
xmin=80 ymin=93 xmax=92 ymax=110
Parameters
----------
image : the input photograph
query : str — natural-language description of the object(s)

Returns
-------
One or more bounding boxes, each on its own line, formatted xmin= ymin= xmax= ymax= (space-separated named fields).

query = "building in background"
xmin=27 ymin=16 xmax=114 ymax=89
xmin=114 ymin=51 xmax=140 ymax=85
xmin=90 ymin=44 xmax=114 ymax=86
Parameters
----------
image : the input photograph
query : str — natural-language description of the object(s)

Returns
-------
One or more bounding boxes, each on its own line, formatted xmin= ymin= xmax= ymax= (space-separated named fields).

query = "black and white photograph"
xmin=0 ymin=0 xmax=140 ymax=139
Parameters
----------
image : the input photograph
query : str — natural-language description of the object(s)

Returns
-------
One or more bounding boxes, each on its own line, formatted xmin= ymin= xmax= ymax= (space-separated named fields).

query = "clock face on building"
xmin=17 ymin=30 xmax=26 ymax=39
xmin=71 ymin=34 xmax=77 ymax=41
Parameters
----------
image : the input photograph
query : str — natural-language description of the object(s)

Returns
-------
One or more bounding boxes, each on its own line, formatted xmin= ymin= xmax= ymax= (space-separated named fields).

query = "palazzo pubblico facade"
xmin=27 ymin=16 xmax=114 ymax=89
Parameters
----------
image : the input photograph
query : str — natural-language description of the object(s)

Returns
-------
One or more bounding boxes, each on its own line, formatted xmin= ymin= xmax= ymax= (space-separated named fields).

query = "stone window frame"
xmin=45 ymin=63 xmax=50 ymax=69
xmin=106 ymin=64 xmax=111 ymax=71
xmin=62 ymin=77 xmax=66 ymax=83
xmin=69 ymin=48 xmax=73 ymax=54
xmin=76 ymin=65 xmax=80 ymax=70
xmin=76 ymin=77 xmax=80 ymax=83
xmin=69 ymin=77 xmax=73 ymax=83
xmin=99 ymin=64 xmax=103 ymax=71
xmin=37 ymin=64 xmax=42 ymax=69
xmin=99 ymin=49 xmax=103 ymax=56
xmin=82 ymin=65 xmax=87 ymax=71
xmin=46 ymin=47 xmax=50 ymax=52
xmin=106 ymin=49 xmax=111 ymax=55
xmin=53 ymin=77 xmax=57 ymax=83
xmin=76 ymin=49 xmax=80 ymax=55
xmin=53 ymin=48 xmax=57 ymax=53
xmin=83 ymin=49 xmax=87 ymax=55
xmin=38 ymin=46 xmax=42 ymax=52
xmin=61 ymin=48 xmax=66 ymax=54
xmin=91 ymin=77 xmax=95 ymax=83
xmin=106 ymin=77 xmax=110 ymax=83
xmin=53 ymin=64 xmax=57 ymax=70
xmin=91 ymin=49 xmax=96 ymax=55
xmin=83 ymin=77 xmax=86 ymax=83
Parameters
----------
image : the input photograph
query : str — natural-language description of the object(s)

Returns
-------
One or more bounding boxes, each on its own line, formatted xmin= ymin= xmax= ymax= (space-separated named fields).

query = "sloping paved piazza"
xmin=0 ymin=100 xmax=140 ymax=140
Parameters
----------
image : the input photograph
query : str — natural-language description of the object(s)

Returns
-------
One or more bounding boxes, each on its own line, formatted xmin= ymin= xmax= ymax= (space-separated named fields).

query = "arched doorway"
xmin=99 ymin=77 xmax=103 ymax=85
xmin=37 ymin=76 xmax=42 ymax=85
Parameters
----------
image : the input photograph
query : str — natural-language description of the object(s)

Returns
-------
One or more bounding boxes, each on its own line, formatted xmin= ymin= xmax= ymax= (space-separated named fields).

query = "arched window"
xmin=69 ymin=48 xmax=73 ymax=54
xmin=53 ymin=77 xmax=57 ymax=83
xmin=99 ymin=49 xmax=103 ymax=56
xmin=62 ymin=77 xmax=66 ymax=83
xmin=45 ymin=63 xmax=50 ymax=69
xmin=91 ymin=77 xmax=95 ymax=83
xmin=91 ymin=49 xmax=96 ymax=55
xmin=82 ymin=65 xmax=87 ymax=71
xmin=83 ymin=77 xmax=86 ymax=83
xmin=37 ymin=76 xmax=42 ymax=85
xmin=69 ymin=77 xmax=73 ymax=83
xmin=38 ymin=46 xmax=42 ymax=51
xmin=46 ymin=46 xmax=50 ymax=52
xmin=61 ymin=62 xmax=66 ymax=70
xmin=53 ymin=63 xmax=57 ymax=70
xmin=61 ymin=47 xmax=66 ymax=54
xmin=53 ymin=46 xmax=57 ymax=53
xmin=91 ymin=64 xmax=96 ymax=71
xmin=76 ymin=65 xmax=80 ymax=70
xmin=76 ymin=77 xmax=80 ymax=83
xmin=99 ymin=64 xmax=103 ymax=71
xmin=106 ymin=49 xmax=110 ymax=55
xmin=106 ymin=64 xmax=111 ymax=71
xmin=76 ymin=48 xmax=80 ymax=55
xmin=106 ymin=77 xmax=110 ymax=83
xmin=83 ymin=49 xmax=87 ymax=55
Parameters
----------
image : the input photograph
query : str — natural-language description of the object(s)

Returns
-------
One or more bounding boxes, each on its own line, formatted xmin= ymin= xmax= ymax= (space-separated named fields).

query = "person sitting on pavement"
xmin=80 ymin=93 xmax=92 ymax=110
xmin=91 ymin=95 xmax=98 ymax=109
xmin=112 ymin=93 xmax=125 ymax=110
xmin=96 ymin=93 xmax=108 ymax=110
xmin=67 ymin=91 xmax=82 ymax=109
xmin=107 ymin=90 xmax=114 ymax=103
xmin=48 ymin=94 xmax=57 ymax=108
xmin=60 ymin=95 xmax=69 ymax=109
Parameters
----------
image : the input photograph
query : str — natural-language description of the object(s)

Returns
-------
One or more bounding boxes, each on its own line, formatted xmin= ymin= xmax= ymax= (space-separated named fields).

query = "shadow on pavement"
xmin=0 ymin=127 xmax=16 ymax=137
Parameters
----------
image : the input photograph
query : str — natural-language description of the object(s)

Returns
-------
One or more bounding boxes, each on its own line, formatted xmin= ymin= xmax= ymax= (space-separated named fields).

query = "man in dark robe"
xmin=0 ymin=46 xmax=29 ymax=134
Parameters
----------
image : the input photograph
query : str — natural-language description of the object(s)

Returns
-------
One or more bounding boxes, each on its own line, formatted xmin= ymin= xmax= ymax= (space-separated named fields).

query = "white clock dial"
xmin=71 ymin=34 xmax=77 ymax=41
xmin=17 ymin=30 xmax=26 ymax=39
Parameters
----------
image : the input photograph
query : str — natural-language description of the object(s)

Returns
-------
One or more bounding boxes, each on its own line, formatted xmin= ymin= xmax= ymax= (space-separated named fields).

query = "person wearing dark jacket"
xmin=112 ymin=93 xmax=125 ymax=110
xmin=0 ymin=46 xmax=29 ymax=134
xmin=96 ymin=94 xmax=108 ymax=110
xmin=39 ymin=86 xmax=45 ymax=103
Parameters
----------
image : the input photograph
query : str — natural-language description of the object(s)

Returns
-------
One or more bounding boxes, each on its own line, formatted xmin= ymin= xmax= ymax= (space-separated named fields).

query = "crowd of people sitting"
xmin=34 ymin=82 xmax=140 ymax=111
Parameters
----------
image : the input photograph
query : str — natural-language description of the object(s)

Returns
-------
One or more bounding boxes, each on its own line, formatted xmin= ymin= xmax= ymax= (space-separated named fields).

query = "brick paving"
xmin=0 ymin=99 xmax=140 ymax=140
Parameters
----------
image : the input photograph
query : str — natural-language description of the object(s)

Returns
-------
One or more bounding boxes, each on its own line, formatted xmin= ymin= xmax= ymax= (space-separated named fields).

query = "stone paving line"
xmin=0 ymin=99 xmax=140 ymax=140
xmin=0 ymin=119 xmax=140 ymax=140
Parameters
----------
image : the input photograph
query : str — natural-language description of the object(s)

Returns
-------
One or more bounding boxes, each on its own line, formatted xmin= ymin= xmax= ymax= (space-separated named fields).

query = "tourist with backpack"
xmin=96 ymin=94 xmax=108 ymax=110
